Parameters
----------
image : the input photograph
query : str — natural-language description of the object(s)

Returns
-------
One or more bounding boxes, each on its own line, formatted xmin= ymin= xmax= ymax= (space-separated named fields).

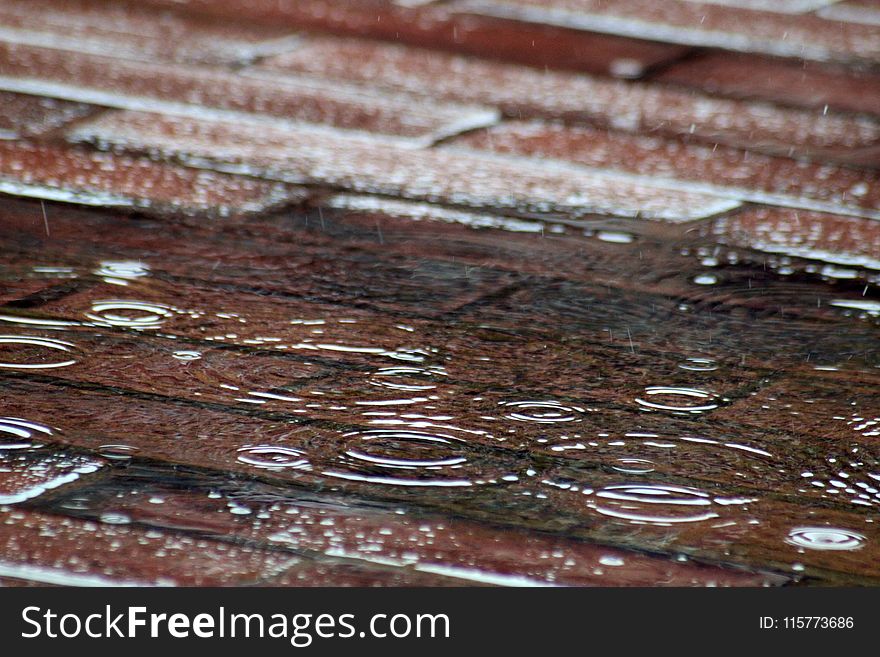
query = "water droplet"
xmin=785 ymin=527 xmax=866 ymax=551
xmin=99 ymin=512 xmax=131 ymax=525
xmin=500 ymin=400 xmax=585 ymax=423
xmin=172 ymin=350 xmax=202 ymax=362
xmin=0 ymin=417 xmax=53 ymax=449
xmin=598 ymin=555 xmax=626 ymax=567
xmin=0 ymin=335 xmax=78 ymax=369
xmin=595 ymin=230 xmax=635 ymax=244
xmin=85 ymin=300 xmax=173 ymax=329
xmin=635 ymin=387 xmax=720 ymax=414
xmin=236 ymin=445 xmax=311 ymax=470
xmin=693 ymin=274 xmax=718 ymax=285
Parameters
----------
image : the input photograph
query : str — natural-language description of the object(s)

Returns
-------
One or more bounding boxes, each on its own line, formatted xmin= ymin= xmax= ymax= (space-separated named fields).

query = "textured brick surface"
xmin=0 ymin=91 xmax=96 ymax=139
xmin=0 ymin=0 xmax=878 ymax=588
xmin=0 ymin=0 xmax=301 ymax=65
xmin=261 ymin=34 xmax=880 ymax=160
xmin=817 ymin=0 xmax=880 ymax=25
xmin=656 ymin=52 xmax=880 ymax=117
xmin=0 ymin=140 xmax=305 ymax=217
xmin=68 ymin=110 xmax=741 ymax=222
xmin=51 ymin=477 xmax=784 ymax=587
xmin=0 ymin=41 xmax=497 ymax=144
xmin=141 ymin=0 xmax=691 ymax=76
xmin=454 ymin=0 xmax=880 ymax=65
xmin=708 ymin=207 xmax=880 ymax=271
xmin=455 ymin=121 xmax=880 ymax=219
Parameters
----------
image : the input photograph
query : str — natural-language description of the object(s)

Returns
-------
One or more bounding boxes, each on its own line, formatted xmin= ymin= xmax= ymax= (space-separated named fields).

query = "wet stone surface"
xmin=0 ymin=1 xmax=878 ymax=587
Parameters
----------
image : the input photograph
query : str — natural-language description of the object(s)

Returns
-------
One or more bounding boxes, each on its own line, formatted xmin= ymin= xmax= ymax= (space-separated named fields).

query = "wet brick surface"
xmin=0 ymin=0 xmax=878 ymax=587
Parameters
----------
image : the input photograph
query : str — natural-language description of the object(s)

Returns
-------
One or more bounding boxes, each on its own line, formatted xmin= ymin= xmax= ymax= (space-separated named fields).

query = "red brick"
xmin=0 ymin=91 xmax=97 ymax=140
xmin=260 ymin=34 xmax=880 ymax=161
xmin=0 ymin=325 xmax=327 ymax=409
xmin=142 ymin=0 xmax=690 ymax=76
xmin=0 ymin=507 xmax=301 ymax=586
xmin=0 ymin=381 xmax=867 ymax=583
xmin=708 ymin=207 xmax=880 ymax=271
xmin=455 ymin=121 xmax=880 ymax=219
xmin=656 ymin=52 xmax=880 ymax=118
xmin=817 ymin=0 xmax=880 ymax=25
xmin=0 ymin=140 xmax=304 ymax=217
xmin=68 ymin=110 xmax=741 ymax=222
xmin=68 ymin=484 xmax=783 ymax=586
xmin=0 ymin=0 xmax=301 ymax=65
xmin=0 ymin=40 xmax=498 ymax=144
xmin=0 ymin=199 xmax=518 ymax=320
xmin=454 ymin=0 xmax=880 ymax=65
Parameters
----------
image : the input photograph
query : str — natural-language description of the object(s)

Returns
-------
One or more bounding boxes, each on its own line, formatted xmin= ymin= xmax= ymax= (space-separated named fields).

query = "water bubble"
xmin=785 ymin=527 xmax=866 ymax=551
xmin=85 ymin=300 xmax=173 ymax=329
xmin=0 ymin=417 xmax=54 ymax=449
xmin=693 ymin=274 xmax=718 ymax=286
xmin=99 ymin=512 xmax=131 ymax=525
xmin=369 ymin=366 xmax=447 ymax=391
xmin=500 ymin=400 xmax=585 ymax=423
xmin=595 ymin=230 xmax=635 ymax=244
xmin=635 ymin=387 xmax=720 ymax=414
xmin=172 ymin=350 xmax=202 ymax=362
xmin=236 ymin=445 xmax=311 ymax=470
xmin=0 ymin=335 xmax=78 ymax=369
xmin=598 ymin=555 xmax=626 ymax=567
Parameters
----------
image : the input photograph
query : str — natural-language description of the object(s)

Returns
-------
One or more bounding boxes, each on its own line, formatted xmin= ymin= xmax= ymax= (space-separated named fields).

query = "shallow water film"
xmin=0 ymin=0 xmax=879 ymax=587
